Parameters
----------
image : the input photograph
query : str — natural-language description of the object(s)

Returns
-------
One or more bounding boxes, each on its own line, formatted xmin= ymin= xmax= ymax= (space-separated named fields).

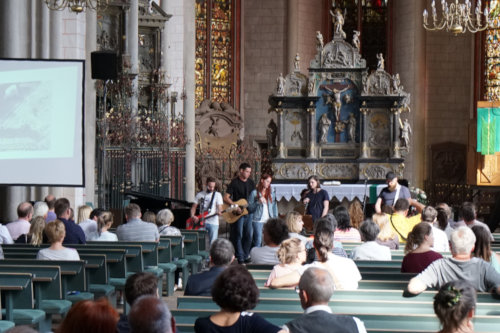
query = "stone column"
xmin=359 ymin=104 xmax=369 ymax=159
xmin=277 ymin=108 xmax=286 ymax=159
xmin=391 ymin=104 xmax=401 ymax=159
xmin=183 ymin=0 xmax=196 ymax=202
xmin=307 ymin=106 xmax=316 ymax=158
xmin=287 ymin=0 xmax=299 ymax=73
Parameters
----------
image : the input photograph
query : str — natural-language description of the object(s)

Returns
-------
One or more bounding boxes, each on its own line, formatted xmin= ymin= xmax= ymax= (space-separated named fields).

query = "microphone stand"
xmin=362 ymin=178 xmax=369 ymax=215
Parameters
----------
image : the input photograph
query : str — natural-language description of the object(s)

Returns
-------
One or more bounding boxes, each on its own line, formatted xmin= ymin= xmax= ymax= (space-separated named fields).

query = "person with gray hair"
xmin=283 ymin=267 xmax=367 ymax=333
xmin=406 ymin=226 xmax=500 ymax=296
xmin=350 ymin=219 xmax=391 ymax=261
xmin=33 ymin=201 xmax=49 ymax=220
xmin=184 ymin=238 xmax=235 ymax=296
xmin=156 ymin=209 xmax=181 ymax=236
xmin=129 ymin=295 xmax=175 ymax=333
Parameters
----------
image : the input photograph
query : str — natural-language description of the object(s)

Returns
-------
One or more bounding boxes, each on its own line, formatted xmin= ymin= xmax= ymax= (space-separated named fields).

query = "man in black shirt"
xmin=223 ymin=162 xmax=255 ymax=264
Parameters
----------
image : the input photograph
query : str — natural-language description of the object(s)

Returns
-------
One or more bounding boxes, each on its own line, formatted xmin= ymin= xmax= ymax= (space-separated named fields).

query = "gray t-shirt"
xmin=417 ymin=257 xmax=500 ymax=292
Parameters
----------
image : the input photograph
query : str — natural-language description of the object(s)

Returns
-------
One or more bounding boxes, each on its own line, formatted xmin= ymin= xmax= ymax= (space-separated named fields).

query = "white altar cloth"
xmin=273 ymin=183 xmax=386 ymax=202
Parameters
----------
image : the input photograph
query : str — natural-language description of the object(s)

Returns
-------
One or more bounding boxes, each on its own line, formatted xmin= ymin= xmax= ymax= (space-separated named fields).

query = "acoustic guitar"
xmin=221 ymin=199 xmax=249 ymax=224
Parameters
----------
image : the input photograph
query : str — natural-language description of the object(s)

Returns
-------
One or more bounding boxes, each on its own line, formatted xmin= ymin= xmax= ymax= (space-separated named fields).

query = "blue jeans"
xmin=230 ymin=213 xmax=253 ymax=262
xmin=251 ymin=222 xmax=264 ymax=248
xmin=205 ymin=223 xmax=218 ymax=245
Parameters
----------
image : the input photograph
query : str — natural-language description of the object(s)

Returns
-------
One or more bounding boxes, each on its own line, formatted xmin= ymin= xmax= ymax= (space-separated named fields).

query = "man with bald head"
xmin=283 ymin=267 xmax=366 ymax=333
xmin=6 ymin=202 xmax=33 ymax=240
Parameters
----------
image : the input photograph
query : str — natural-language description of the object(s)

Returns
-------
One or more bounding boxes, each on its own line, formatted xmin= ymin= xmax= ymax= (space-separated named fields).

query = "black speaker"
xmin=91 ymin=51 xmax=118 ymax=80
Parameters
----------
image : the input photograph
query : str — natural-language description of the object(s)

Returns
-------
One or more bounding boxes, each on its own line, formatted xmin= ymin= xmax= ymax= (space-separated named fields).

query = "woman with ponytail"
xmin=89 ymin=211 xmax=117 ymax=241
xmin=401 ymin=222 xmax=442 ymax=273
xmin=269 ymin=226 xmax=361 ymax=290
xmin=433 ymin=280 xmax=476 ymax=333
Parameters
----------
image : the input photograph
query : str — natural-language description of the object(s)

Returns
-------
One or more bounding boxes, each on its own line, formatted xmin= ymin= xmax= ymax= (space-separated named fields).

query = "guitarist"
xmin=190 ymin=176 xmax=223 ymax=244
xmin=223 ymin=162 xmax=255 ymax=264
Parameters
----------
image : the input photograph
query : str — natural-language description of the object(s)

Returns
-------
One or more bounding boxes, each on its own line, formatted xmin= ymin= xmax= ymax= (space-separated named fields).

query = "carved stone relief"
xmin=277 ymin=163 xmax=313 ymax=180
xmin=367 ymin=112 xmax=390 ymax=147
xmin=318 ymin=163 xmax=357 ymax=179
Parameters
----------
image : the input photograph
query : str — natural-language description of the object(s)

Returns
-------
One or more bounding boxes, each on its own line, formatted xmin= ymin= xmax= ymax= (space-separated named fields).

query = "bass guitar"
xmin=221 ymin=199 xmax=249 ymax=224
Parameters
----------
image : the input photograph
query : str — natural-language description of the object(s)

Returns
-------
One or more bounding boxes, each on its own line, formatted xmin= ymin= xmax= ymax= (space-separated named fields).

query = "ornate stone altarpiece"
xmin=268 ymin=13 xmax=410 ymax=182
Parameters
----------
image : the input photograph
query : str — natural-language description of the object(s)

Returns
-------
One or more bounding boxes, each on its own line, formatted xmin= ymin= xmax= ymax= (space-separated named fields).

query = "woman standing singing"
xmin=301 ymin=175 xmax=330 ymax=223
xmin=248 ymin=173 xmax=278 ymax=248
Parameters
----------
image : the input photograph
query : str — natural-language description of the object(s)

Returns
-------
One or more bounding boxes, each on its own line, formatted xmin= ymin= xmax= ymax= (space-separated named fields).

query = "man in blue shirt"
xmin=54 ymin=197 xmax=85 ymax=244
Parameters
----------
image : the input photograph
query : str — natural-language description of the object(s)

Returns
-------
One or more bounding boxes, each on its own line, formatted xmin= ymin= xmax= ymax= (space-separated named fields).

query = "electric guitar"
xmin=221 ymin=199 xmax=249 ymax=224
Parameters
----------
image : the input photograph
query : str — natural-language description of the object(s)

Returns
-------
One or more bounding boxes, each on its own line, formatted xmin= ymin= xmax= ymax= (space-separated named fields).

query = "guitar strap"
xmin=207 ymin=192 xmax=216 ymax=215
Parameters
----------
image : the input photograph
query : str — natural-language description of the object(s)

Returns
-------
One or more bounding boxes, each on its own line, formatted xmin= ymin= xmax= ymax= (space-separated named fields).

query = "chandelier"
xmin=423 ymin=0 xmax=492 ymax=34
xmin=45 ymin=0 xmax=109 ymax=13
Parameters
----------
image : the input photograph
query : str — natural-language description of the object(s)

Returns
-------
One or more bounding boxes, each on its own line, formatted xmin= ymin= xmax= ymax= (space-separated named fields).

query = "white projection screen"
xmin=0 ymin=58 xmax=85 ymax=186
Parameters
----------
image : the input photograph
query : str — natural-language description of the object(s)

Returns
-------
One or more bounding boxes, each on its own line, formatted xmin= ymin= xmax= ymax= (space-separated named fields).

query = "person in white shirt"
xmin=6 ymin=202 xmax=33 ymax=241
xmin=190 ymin=177 xmax=223 ymax=244
xmin=89 ymin=211 xmax=117 ymax=242
xmin=350 ymin=219 xmax=391 ymax=261
xmin=250 ymin=218 xmax=289 ymax=265
xmin=421 ymin=206 xmax=449 ymax=252
xmin=0 ymin=225 xmax=13 ymax=244
xmin=37 ymin=220 xmax=80 ymax=261
xmin=77 ymin=205 xmax=101 ymax=241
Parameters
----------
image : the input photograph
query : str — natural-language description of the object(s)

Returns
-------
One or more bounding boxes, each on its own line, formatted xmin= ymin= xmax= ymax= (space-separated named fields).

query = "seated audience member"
xmin=283 ymin=267 xmax=367 ymax=333
xmin=185 ymin=238 xmax=235 ymax=296
xmin=129 ymin=296 xmax=176 ymax=333
xmin=372 ymin=213 xmax=399 ymax=250
xmin=156 ymin=208 xmax=181 ymax=236
xmin=117 ymin=203 xmax=159 ymax=242
xmin=433 ymin=280 xmax=476 ymax=333
xmin=333 ymin=206 xmax=361 ymax=242
xmin=472 ymin=225 xmax=500 ymax=273
xmin=15 ymin=216 xmax=46 ymax=245
xmin=455 ymin=202 xmax=494 ymax=241
xmin=44 ymin=194 xmax=57 ymax=223
xmin=68 ymin=207 xmax=75 ymax=221
xmin=77 ymin=205 xmax=100 ymax=241
xmin=348 ymin=199 xmax=364 ymax=230
xmin=285 ymin=211 xmax=308 ymax=244
xmin=436 ymin=205 xmax=454 ymax=240
xmin=55 ymin=198 xmax=86 ymax=244
xmin=421 ymin=206 xmax=449 ymax=252
xmin=32 ymin=201 xmax=49 ymax=220
xmin=58 ymin=298 xmax=118 ymax=333
xmin=270 ymin=227 xmax=361 ymax=290
xmin=0 ymin=224 xmax=13 ymax=245
xmin=117 ymin=272 xmax=159 ymax=333
xmin=306 ymin=216 xmax=347 ymax=262
xmin=401 ymin=222 xmax=442 ymax=273
xmin=250 ymin=218 xmax=289 ymax=265
xmin=194 ymin=265 xmax=282 ymax=333
xmin=406 ymin=226 xmax=500 ymax=295
xmin=350 ymin=219 xmax=391 ymax=261
xmin=89 ymin=211 xmax=117 ymax=241
xmin=388 ymin=198 xmax=425 ymax=243
xmin=6 ymin=202 xmax=33 ymax=241
xmin=37 ymin=220 xmax=80 ymax=260
xmin=266 ymin=238 xmax=307 ymax=287
xmin=142 ymin=211 xmax=156 ymax=224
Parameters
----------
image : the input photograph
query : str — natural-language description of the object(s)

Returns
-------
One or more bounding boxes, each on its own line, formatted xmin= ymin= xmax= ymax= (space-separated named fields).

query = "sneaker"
xmin=244 ymin=257 xmax=252 ymax=264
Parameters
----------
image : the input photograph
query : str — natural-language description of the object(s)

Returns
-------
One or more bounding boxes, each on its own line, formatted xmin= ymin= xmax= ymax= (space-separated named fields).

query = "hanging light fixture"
xmin=423 ymin=0 xmax=492 ymax=34
xmin=45 ymin=0 xmax=109 ymax=13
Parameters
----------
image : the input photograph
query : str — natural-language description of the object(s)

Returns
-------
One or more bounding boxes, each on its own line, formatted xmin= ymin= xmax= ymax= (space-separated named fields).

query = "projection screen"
xmin=0 ymin=58 xmax=85 ymax=186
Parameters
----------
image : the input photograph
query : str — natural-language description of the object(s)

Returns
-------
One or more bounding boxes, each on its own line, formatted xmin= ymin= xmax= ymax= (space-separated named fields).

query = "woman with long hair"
xmin=247 ymin=173 xmax=278 ymax=248
xmin=285 ymin=211 xmax=308 ymax=244
xmin=401 ymin=222 xmax=442 ymax=273
xmin=195 ymin=265 xmax=281 ymax=333
xmin=433 ymin=280 xmax=476 ymax=333
xmin=265 ymin=238 xmax=306 ymax=287
xmin=301 ymin=175 xmax=329 ymax=223
xmin=348 ymin=199 xmax=364 ymax=229
xmin=89 ymin=211 xmax=117 ymax=241
xmin=333 ymin=205 xmax=361 ymax=242
xmin=471 ymin=225 xmax=500 ymax=273
xmin=372 ymin=213 xmax=399 ymax=250
xmin=15 ymin=216 xmax=46 ymax=245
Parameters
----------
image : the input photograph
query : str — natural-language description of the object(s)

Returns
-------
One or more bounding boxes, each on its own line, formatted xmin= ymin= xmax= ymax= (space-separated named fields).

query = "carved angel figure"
xmin=352 ymin=30 xmax=360 ymax=50
xmin=294 ymin=53 xmax=301 ymax=72
xmin=346 ymin=113 xmax=356 ymax=143
xmin=277 ymin=73 xmax=285 ymax=96
xmin=316 ymin=31 xmax=324 ymax=49
xmin=392 ymin=73 xmax=401 ymax=94
xmin=377 ymin=53 xmax=385 ymax=71
xmin=331 ymin=8 xmax=346 ymax=39
xmin=400 ymin=118 xmax=411 ymax=149
xmin=319 ymin=113 xmax=331 ymax=144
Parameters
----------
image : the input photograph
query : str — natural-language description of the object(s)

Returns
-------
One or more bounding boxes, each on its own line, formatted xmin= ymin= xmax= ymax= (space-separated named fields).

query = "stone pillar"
xmin=391 ymin=104 xmax=401 ymax=159
xmin=183 ymin=0 xmax=196 ymax=202
xmin=307 ymin=106 xmax=316 ymax=158
xmin=287 ymin=0 xmax=299 ymax=73
xmin=360 ymin=104 xmax=369 ymax=159
xmin=277 ymin=108 xmax=286 ymax=159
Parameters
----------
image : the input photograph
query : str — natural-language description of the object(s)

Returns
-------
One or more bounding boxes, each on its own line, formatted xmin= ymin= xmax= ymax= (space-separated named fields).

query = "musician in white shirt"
xmin=191 ymin=177 xmax=223 ymax=244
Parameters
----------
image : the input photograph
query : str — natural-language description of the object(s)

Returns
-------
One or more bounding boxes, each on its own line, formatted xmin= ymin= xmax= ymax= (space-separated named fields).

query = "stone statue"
xmin=323 ymin=85 xmax=349 ymax=122
xmin=346 ymin=113 xmax=356 ymax=143
xmin=266 ymin=119 xmax=278 ymax=149
xmin=400 ymin=118 xmax=411 ymax=149
xmin=392 ymin=73 xmax=401 ymax=94
xmin=319 ymin=113 xmax=331 ymax=143
xmin=308 ymin=80 xmax=315 ymax=95
xmin=294 ymin=53 xmax=301 ymax=72
xmin=316 ymin=31 xmax=324 ymax=49
xmin=276 ymin=73 xmax=285 ymax=96
xmin=352 ymin=30 xmax=360 ymax=50
xmin=377 ymin=53 xmax=385 ymax=71
xmin=330 ymin=7 xmax=346 ymax=39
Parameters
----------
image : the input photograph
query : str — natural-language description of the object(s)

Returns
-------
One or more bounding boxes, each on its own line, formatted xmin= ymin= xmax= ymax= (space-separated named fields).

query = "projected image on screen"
xmin=0 ymin=59 xmax=84 ymax=186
